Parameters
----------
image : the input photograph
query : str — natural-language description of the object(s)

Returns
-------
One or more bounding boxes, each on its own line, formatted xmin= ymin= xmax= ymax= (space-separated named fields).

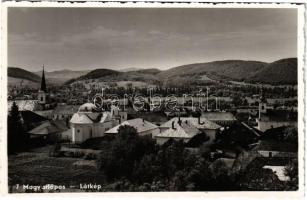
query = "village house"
xmin=254 ymin=140 xmax=297 ymax=158
xmin=256 ymin=93 xmax=297 ymax=132
xmin=155 ymin=116 xmax=221 ymax=145
xmin=52 ymin=105 xmax=79 ymax=121
xmin=105 ymin=118 xmax=159 ymax=137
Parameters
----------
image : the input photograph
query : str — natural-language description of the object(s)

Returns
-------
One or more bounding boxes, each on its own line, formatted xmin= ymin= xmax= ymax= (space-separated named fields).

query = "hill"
xmin=133 ymin=68 xmax=161 ymax=75
xmin=159 ymin=60 xmax=267 ymax=81
xmin=76 ymin=68 xmax=120 ymax=80
xmin=8 ymin=67 xmax=41 ymax=83
xmin=55 ymin=58 xmax=300 ymax=87
xmin=65 ymin=68 xmax=161 ymax=87
xmin=65 ymin=68 xmax=121 ymax=85
xmin=248 ymin=58 xmax=297 ymax=85
xmin=34 ymin=69 xmax=90 ymax=85
xmin=118 ymin=67 xmax=143 ymax=72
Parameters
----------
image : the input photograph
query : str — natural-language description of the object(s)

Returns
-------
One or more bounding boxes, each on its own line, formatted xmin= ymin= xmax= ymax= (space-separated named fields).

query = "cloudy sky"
xmin=8 ymin=7 xmax=297 ymax=72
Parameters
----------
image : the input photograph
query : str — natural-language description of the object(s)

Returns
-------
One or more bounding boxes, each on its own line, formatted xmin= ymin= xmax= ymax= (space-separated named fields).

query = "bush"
xmin=49 ymin=143 xmax=62 ymax=157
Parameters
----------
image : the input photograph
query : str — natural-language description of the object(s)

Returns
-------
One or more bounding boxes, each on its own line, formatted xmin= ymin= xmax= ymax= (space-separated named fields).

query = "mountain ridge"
xmin=8 ymin=58 xmax=297 ymax=87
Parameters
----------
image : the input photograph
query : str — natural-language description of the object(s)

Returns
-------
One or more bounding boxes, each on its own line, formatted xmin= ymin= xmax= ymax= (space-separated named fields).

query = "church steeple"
xmin=259 ymin=85 xmax=267 ymax=119
xmin=41 ymin=65 xmax=46 ymax=92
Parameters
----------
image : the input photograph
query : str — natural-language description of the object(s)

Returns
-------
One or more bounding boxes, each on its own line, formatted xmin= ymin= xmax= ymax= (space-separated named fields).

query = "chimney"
xmin=178 ymin=118 xmax=182 ymax=126
xmin=172 ymin=121 xmax=175 ymax=129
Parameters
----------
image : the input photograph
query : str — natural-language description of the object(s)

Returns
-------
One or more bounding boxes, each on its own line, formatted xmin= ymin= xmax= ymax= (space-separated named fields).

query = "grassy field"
xmin=8 ymin=145 xmax=106 ymax=192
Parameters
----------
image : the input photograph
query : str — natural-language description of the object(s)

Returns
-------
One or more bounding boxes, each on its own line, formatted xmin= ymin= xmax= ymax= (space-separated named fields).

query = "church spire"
xmin=41 ymin=65 xmax=46 ymax=92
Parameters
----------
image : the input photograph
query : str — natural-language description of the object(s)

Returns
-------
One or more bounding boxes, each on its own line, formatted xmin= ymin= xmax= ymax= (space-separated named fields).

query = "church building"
xmin=69 ymin=103 xmax=127 ymax=143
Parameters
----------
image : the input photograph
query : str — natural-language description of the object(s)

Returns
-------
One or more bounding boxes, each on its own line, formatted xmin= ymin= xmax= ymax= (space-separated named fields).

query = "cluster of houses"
xmin=8 ymin=69 xmax=298 ymax=187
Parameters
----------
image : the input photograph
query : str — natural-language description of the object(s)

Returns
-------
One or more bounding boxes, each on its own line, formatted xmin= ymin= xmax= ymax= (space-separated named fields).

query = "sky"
xmin=8 ymin=7 xmax=297 ymax=72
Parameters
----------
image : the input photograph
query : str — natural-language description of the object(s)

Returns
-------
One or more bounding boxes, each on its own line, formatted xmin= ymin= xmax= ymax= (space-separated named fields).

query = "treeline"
xmin=98 ymin=125 xmax=239 ymax=191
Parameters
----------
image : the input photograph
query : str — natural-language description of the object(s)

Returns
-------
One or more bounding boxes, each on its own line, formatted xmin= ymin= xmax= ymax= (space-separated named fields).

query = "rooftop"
xmin=70 ymin=112 xmax=113 ymax=124
xmin=160 ymin=121 xmax=201 ymax=139
xmin=105 ymin=118 xmax=158 ymax=134
xmin=160 ymin=117 xmax=221 ymax=130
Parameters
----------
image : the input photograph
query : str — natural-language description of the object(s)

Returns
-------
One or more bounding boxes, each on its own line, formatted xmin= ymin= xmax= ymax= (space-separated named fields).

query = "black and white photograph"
xmin=1 ymin=2 xmax=305 ymax=195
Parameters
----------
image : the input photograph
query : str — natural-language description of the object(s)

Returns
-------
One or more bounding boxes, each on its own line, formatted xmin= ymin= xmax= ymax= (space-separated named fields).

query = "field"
xmin=8 ymin=145 xmax=106 ymax=193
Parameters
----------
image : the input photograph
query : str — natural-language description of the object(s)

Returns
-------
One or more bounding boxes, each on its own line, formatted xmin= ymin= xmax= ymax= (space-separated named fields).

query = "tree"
xmin=98 ymin=125 xmax=156 ymax=181
xmin=8 ymin=102 xmax=28 ymax=154
xmin=284 ymin=159 xmax=298 ymax=190
xmin=283 ymin=126 xmax=298 ymax=144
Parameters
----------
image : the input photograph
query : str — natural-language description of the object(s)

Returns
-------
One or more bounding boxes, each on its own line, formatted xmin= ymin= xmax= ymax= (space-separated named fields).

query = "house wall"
xmin=71 ymin=124 xmax=93 ymax=143
xmin=155 ymin=137 xmax=189 ymax=145
xmin=71 ymin=119 xmax=119 ymax=143
xmin=53 ymin=113 xmax=73 ymax=121
xmin=204 ymin=129 xmax=217 ymax=143
xmin=213 ymin=120 xmax=235 ymax=127
xmin=138 ymin=128 xmax=160 ymax=138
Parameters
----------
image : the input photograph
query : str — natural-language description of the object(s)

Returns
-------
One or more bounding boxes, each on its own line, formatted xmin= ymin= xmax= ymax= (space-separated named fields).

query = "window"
xmin=41 ymin=97 xmax=43 ymax=101
xmin=77 ymin=129 xmax=80 ymax=133
xmin=269 ymin=152 xmax=272 ymax=157
xmin=262 ymin=106 xmax=265 ymax=110
xmin=89 ymin=129 xmax=92 ymax=138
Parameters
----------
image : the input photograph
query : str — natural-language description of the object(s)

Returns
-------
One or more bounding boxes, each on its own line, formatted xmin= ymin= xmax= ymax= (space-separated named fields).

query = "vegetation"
xmin=98 ymin=125 xmax=240 ymax=191
xmin=248 ymin=58 xmax=297 ymax=85
xmin=8 ymin=102 xmax=30 ymax=154
xmin=8 ymin=67 xmax=41 ymax=83
xmin=59 ymin=58 xmax=298 ymax=87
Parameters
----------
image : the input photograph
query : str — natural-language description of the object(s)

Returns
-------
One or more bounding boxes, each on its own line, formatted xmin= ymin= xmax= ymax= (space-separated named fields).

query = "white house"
xmin=156 ymin=116 xmax=221 ymax=145
xmin=69 ymin=103 xmax=127 ymax=143
xmin=105 ymin=118 xmax=159 ymax=137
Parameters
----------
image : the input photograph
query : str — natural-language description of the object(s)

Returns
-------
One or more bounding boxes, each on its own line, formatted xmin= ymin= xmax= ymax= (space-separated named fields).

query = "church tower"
xmin=258 ymin=86 xmax=267 ymax=119
xmin=38 ymin=65 xmax=47 ymax=105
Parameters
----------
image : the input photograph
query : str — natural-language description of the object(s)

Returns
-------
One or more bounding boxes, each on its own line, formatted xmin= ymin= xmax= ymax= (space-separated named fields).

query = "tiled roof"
xmin=99 ymin=112 xmax=113 ymax=123
xmin=70 ymin=113 xmax=94 ymax=124
xmin=105 ymin=118 xmax=158 ymax=134
xmin=156 ymin=122 xmax=201 ymax=139
xmin=70 ymin=111 xmax=113 ymax=124
xmin=28 ymin=120 xmax=66 ymax=135
xmin=160 ymin=117 xmax=221 ymax=130
xmin=78 ymin=103 xmax=98 ymax=113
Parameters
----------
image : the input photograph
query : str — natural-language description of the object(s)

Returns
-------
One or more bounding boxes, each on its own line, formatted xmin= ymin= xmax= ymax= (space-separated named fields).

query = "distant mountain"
xmin=19 ymin=57 xmax=296 ymax=88
xmin=78 ymin=68 xmax=120 ymax=80
xmin=133 ymin=68 xmax=161 ymax=75
xmin=34 ymin=69 xmax=90 ymax=85
xmin=65 ymin=68 xmax=161 ymax=86
xmin=158 ymin=58 xmax=297 ymax=85
xmin=118 ymin=67 xmax=143 ymax=72
xmin=8 ymin=67 xmax=41 ymax=83
xmin=159 ymin=60 xmax=267 ymax=81
xmin=65 ymin=68 xmax=121 ymax=84
xmin=248 ymin=58 xmax=297 ymax=85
